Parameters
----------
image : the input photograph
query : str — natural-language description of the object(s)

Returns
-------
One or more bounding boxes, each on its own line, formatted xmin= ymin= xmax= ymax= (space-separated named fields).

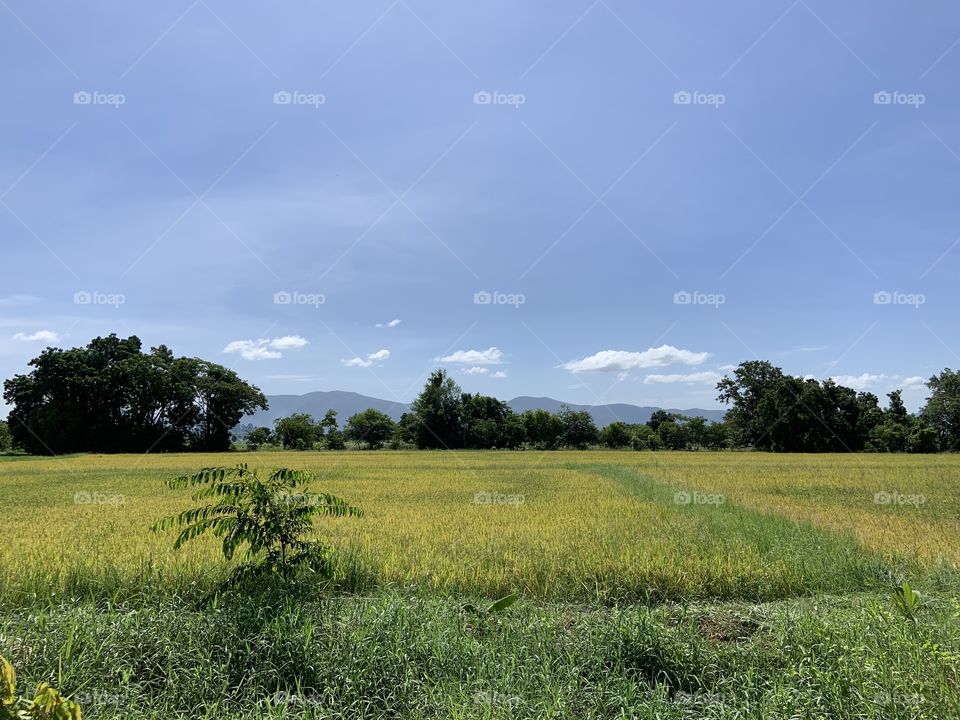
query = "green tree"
xmin=245 ymin=427 xmax=273 ymax=450
xmin=154 ymin=465 xmax=361 ymax=584
xmin=631 ymin=424 xmax=661 ymax=450
xmin=702 ymin=421 xmax=729 ymax=450
xmin=2 ymin=335 xmax=266 ymax=454
xmin=320 ymin=409 xmax=345 ymax=450
xmin=273 ymin=413 xmax=318 ymax=450
xmin=681 ymin=416 xmax=707 ymax=448
xmin=409 ymin=369 xmax=463 ymax=449
xmin=345 ymin=409 xmax=396 ymax=449
xmin=0 ymin=421 xmax=11 ymax=452
xmin=461 ymin=393 xmax=517 ymax=449
xmin=646 ymin=409 xmax=675 ymax=431
xmin=716 ymin=360 xmax=784 ymax=448
xmin=922 ymin=369 xmax=960 ymax=450
xmin=557 ymin=406 xmax=598 ymax=448
xmin=519 ymin=409 xmax=564 ymax=449
xmin=656 ymin=419 xmax=689 ymax=450
xmin=599 ymin=421 xmax=633 ymax=448
xmin=868 ymin=390 xmax=911 ymax=452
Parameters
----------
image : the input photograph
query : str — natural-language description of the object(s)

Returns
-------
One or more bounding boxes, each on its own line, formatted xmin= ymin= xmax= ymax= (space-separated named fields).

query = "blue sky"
xmin=2 ymin=1 xmax=959 ymax=413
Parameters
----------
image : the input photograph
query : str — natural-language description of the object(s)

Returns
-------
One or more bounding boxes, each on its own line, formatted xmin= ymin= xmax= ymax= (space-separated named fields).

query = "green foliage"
xmin=1 ymin=656 xmax=81 ymax=720
xmin=892 ymin=581 xmax=922 ymax=622
xmin=519 ymin=409 xmax=564 ymax=449
xmin=599 ymin=421 xmax=633 ymax=448
xmin=646 ymin=409 xmax=676 ymax=431
xmin=923 ymin=369 xmax=960 ymax=451
xmin=0 ymin=422 xmax=11 ymax=452
xmin=461 ymin=393 xmax=522 ymax=449
xmin=2 ymin=335 xmax=266 ymax=454
xmin=153 ymin=465 xmax=361 ymax=584
xmin=244 ymin=427 xmax=272 ymax=450
xmin=557 ymin=406 xmax=598 ymax=448
xmin=272 ymin=413 xmax=318 ymax=450
xmin=409 ymin=369 xmax=463 ymax=449
xmin=717 ymin=361 xmax=943 ymax=453
xmin=462 ymin=592 xmax=519 ymax=617
xmin=344 ymin=409 xmax=396 ymax=449
xmin=631 ymin=424 xmax=660 ymax=450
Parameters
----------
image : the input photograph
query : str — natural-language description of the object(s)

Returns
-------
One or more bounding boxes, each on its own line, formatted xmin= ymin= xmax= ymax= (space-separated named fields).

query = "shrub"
xmin=153 ymin=465 xmax=362 ymax=586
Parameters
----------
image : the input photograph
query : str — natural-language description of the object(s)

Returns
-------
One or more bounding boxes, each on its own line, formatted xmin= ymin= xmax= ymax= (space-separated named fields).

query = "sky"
xmin=2 ymin=1 xmax=959 ymax=414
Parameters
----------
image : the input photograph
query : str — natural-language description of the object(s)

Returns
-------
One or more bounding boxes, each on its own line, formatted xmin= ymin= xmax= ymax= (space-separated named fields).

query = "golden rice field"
xmin=1 ymin=451 xmax=958 ymax=603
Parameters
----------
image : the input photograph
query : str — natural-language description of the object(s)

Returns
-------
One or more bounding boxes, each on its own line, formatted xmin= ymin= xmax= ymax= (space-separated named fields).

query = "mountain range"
xmin=242 ymin=391 xmax=725 ymax=428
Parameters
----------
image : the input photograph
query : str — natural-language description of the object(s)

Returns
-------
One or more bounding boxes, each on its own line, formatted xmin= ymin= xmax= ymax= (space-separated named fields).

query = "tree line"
xmin=717 ymin=360 xmax=958 ymax=452
xmin=3 ymin=336 xmax=959 ymax=454
xmin=247 ymin=363 xmax=960 ymax=453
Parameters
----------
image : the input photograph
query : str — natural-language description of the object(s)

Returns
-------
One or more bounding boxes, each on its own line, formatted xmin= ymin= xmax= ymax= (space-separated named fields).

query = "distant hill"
xmin=242 ymin=391 xmax=724 ymax=428
xmin=506 ymin=397 xmax=725 ymax=425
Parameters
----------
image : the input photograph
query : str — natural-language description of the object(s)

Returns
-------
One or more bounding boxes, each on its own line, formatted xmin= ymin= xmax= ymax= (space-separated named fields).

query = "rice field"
xmin=2 ymin=451 xmax=957 ymax=604
xmin=2 ymin=450 xmax=960 ymax=718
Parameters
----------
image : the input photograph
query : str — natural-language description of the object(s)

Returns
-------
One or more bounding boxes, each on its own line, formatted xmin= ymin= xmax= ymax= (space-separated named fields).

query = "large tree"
xmin=922 ymin=369 xmax=960 ymax=451
xmin=557 ymin=406 xmax=598 ymax=449
xmin=3 ymin=335 xmax=266 ymax=454
xmin=273 ymin=413 xmax=319 ymax=450
xmin=345 ymin=408 xmax=396 ymax=449
xmin=409 ymin=369 xmax=463 ymax=449
xmin=461 ymin=393 xmax=522 ymax=449
xmin=716 ymin=360 xmax=784 ymax=448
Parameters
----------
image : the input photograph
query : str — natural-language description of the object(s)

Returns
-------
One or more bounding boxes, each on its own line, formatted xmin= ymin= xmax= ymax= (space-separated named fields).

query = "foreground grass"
xmin=2 ymin=589 xmax=958 ymax=719
xmin=2 ymin=451 xmax=957 ymax=604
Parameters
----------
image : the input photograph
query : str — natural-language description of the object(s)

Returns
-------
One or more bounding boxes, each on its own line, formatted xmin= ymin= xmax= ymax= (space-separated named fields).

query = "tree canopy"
xmin=2 ymin=335 xmax=267 ymax=454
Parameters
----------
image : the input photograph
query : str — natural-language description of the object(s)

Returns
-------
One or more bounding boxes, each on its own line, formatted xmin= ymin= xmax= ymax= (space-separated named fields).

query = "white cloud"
xmin=778 ymin=345 xmax=828 ymax=356
xmin=224 ymin=341 xmax=282 ymax=360
xmin=828 ymin=373 xmax=894 ymax=391
xmin=561 ymin=345 xmax=710 ymax=374
xmin=461 ymin=367 xmax=489 ymax=375
xmin=376 ymin=318 xmax=401 ymax=328
xmin=12 ymin=330 xmax=60 ymax=343
xmin=342 ymin=349 xmax=390 ymax=368
xmin=438 ymin=347 xmax=503 ymax=365
xmin=224 ymin=335 xmax=309 ymax=360
xmin=492 ymin=371 xmax=507 ymax=379
xmin=903 ymin=376 xmax=927 ymax=389
xmin=643 ymin=371 xmax=723 ymax=385
xmin=268 ymin=335 xmax=309 ymax=350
